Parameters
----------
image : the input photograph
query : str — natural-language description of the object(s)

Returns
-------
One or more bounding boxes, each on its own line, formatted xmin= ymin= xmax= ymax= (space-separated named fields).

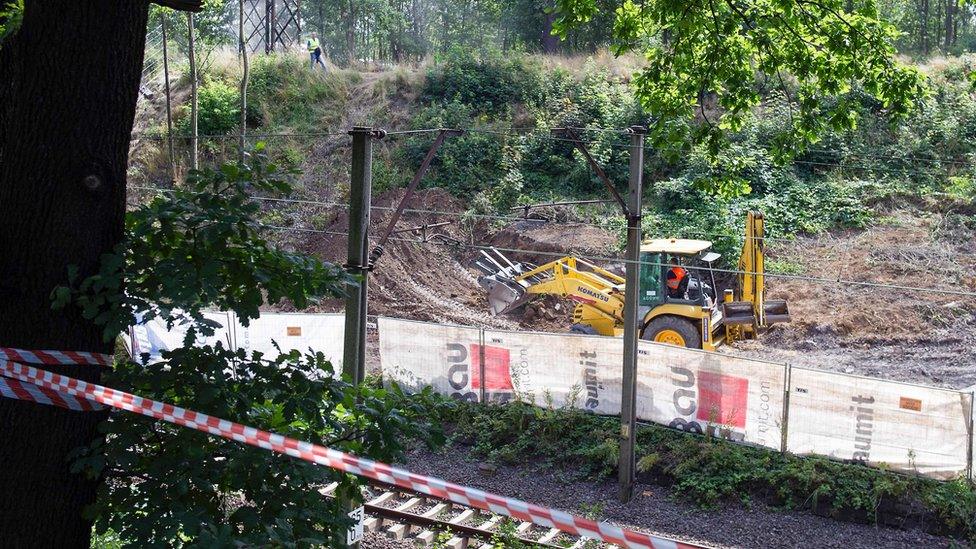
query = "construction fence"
xmin=123 ymin=312 xmax=974 ymax=481
xmin=378 ymin=317 xmax=974 ymax=481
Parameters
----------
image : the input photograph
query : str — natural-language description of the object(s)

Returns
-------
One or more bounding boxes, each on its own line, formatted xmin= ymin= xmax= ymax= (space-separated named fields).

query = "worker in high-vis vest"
xmin=666 ymin=265 xmax=688 ymax=299
xmin=307 ymin=34 xmax=326 ymax=72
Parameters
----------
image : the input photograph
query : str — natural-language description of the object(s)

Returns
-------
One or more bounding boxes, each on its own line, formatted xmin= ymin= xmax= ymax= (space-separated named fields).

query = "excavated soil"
xmin=732 ymin=212 xmax=976 ymax=389
xmin=294 ymin=187 xmax=517 ymax=329
xmin=287 ymin=187 xmax=976 ymax=389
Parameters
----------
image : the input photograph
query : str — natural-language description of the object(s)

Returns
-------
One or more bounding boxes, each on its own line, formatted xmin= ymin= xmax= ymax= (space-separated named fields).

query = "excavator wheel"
xmin=641 ymin=316 xmax=701 ymax=349
xmin=570 ymin=323 xmax=599 ymax=335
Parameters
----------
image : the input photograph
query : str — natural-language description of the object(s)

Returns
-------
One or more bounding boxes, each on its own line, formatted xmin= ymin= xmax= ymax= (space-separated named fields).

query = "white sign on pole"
xmin=346 ymin=505 xmax=365 ymax=544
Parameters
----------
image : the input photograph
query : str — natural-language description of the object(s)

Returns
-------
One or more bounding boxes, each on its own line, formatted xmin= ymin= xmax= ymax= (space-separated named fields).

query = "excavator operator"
xmin=666 ymin=265 xmax=689 ymax=299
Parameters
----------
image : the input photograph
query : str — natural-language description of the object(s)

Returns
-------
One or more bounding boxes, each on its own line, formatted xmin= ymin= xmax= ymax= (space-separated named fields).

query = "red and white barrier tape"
xmin=0 ymin=351 xmax=703 ymax=549
xmin=0 ymin=347 xmax=111 ymax=411
xmin=0 ymin=347 xmax=113 ymax=366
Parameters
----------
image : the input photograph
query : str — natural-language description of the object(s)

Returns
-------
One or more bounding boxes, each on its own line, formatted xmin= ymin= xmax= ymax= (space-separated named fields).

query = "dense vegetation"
xmin=66 ymin=151 xmax=450 ymax=546
xmin=448 ymin=400 xmax=976 ymax=540
xmin=150 ymin=0 xmax=976 ymax=64
xmin=140 ymin=49 xmax=976 ymax=264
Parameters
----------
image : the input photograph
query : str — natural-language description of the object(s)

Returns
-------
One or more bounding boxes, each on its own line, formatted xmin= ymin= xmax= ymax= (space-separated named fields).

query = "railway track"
xmin=323 ymin=481 xmax=607 ymax=548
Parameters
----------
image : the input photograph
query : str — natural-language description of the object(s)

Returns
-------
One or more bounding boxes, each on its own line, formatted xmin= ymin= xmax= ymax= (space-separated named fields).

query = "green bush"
xmin=423 ymin=52 xmax=545 ymax=115
xmin=177 ymin=79 xmax=240 ymax=136
xmin=446 ymin=401 xmax=976 ymax=539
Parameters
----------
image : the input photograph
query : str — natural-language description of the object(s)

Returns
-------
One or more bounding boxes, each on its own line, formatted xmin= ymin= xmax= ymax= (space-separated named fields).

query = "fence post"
xmin=781 ymin=363 xmax=792 ymax=453
xmin=968 ymin=390 xmax=974 ymax=482
xmin=479 ymin=328 xmax=487 ymax=404
xmin=617 ymin=126 xmax=645 ymax=504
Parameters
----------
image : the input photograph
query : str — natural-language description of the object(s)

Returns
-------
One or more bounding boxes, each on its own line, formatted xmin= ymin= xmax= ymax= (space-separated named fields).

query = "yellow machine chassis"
xmin=573 ymin=302 xmax=723 ymax=351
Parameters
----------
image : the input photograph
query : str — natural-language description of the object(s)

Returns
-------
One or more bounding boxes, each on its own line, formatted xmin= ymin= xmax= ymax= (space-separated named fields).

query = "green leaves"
xmin=79 ymin=346 xmax=451 ymax=546
xmin=555 ymin=0 xmax=927 ymax=157
xmin=56 ymin=147 xmax=349 ymax=341
xmin=0 ymin=0 xmax=23 ymax=48
xmin=51 ymin=149 xmax=452 ymax=545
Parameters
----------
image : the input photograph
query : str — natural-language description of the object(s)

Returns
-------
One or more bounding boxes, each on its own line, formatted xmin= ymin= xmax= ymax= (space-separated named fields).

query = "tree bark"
xmin=541 ymin=11 xmax=560 ymax=53
xmin=345 ymin=0 xmax=356 ymax=65
xmin=920 ymin=0 xmax=930 ymax=53
xmin=944 ymin=0 xmax=955 ymax=52
xmin=0 ymin=1 xmax=148 ymax=546
xmin=188 ymin=12 xmax=199 ymax=170
xmin=239 ymin=0 xmax=250 ymax=164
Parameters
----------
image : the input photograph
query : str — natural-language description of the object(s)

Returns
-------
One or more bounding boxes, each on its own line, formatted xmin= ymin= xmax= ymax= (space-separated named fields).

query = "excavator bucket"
xmin=474 ymin=248 xmax=537 ymax=315
xmin=763 ymin=299 xmax=791 ymax=324
xmin=722 ymin=301 xmax=756 ymax=326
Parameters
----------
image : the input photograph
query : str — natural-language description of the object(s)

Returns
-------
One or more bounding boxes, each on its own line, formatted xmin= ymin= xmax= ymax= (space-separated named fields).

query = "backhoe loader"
xmin=475 ymin=212 xmax=791 ymax=350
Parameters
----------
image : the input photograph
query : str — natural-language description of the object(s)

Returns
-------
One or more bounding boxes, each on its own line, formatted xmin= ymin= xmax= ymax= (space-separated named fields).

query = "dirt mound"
xmin=488 ymin=219 xmax=619 ymax=266
xmin=299 ymin=187 xmax=517 ymax=328
xmin=289 ymin=189 xmax=623 ymax=332
xmin=764 ymin=216 xmax=976 ymax=340
xmin=735 ymin=212 xmax=976 ymax=388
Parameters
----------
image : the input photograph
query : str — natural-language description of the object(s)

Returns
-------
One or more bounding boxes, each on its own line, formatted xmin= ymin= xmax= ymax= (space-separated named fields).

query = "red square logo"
xmin=470 ymin=345 xmax=513 ymax=390
xmin=696 ymin=371 xmax=748 ymax=428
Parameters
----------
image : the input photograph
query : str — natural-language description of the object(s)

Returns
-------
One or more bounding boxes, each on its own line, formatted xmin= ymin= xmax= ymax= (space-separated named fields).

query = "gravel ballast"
xmin=360 ymin=446 xmax=956 ymax=549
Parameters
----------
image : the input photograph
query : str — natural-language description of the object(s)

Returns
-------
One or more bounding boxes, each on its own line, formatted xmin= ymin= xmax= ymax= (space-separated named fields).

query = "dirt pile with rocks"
xmin=733 ymin=212 xmax=976 ymax=388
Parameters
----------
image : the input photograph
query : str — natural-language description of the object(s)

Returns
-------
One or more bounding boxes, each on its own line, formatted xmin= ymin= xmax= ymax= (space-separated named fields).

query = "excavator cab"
xmin=636 ymin=240 xmax=726 ymax=350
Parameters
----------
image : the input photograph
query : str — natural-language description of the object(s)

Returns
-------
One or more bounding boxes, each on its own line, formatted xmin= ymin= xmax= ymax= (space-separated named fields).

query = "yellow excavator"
xmin=475 ymin=212 xmax=790 ymax=350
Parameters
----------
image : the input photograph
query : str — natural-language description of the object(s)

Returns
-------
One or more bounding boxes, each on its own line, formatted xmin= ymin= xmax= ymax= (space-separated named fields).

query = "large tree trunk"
xmin=541 ymin=12 xmax=561 ymax=53
xmin=0 ymin=1 xmax=148 ymax=546
xmin=345 ymin=0 xmax=356 ymax=65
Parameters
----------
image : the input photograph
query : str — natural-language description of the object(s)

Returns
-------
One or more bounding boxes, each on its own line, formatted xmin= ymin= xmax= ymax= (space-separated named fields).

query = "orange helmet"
xmin=666 ymin=266 xmax=687 ymax=290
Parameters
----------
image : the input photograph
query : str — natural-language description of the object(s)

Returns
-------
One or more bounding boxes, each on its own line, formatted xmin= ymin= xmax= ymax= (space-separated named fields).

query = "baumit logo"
xmin=670 ymin=364 xmax=748 ymax=442
xmin=446 ymin=343 xmax=513 ymax=402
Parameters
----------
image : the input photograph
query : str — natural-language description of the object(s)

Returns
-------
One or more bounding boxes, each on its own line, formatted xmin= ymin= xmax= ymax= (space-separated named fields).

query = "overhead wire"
xmin=128 ymin=122 xmax=976 ymax=248
xmin=128 ymin=184 xmax=807 ymax=243
xmin=254 ymin=223 xmax=976 ymax=299
xmin=130 ymin=131 xmax=353 ymax=140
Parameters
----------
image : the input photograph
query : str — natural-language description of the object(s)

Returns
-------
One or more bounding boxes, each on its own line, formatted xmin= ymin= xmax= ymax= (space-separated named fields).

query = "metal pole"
xmin=341 ymin=127 xmax=374 ymax=549
xmin=479 ymin=329 xmax=487 ymax=404
xmin=782 ymin=363 xmax=792 ymax=453
xmin=617 ymin=126 xmax=645 ymax=503
xmin=160 ymin=16 xmax=176 ymax=182
xmin=343 ymin=127 xmax=373 ymax=387
xmin=187 ymin=13 xmax=199 ymax=171
xmin=266 ymin=0 xmax=276 ymax=53
xmin=967 ymin=390 xmax=974 ymax=482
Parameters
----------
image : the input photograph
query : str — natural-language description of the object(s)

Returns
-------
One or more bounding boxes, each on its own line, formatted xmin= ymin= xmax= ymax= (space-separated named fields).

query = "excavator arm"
xmin=724 ymin=212 xmax=791 ymax=337
xmin=475 ymin=251 xmax=626 ymax=321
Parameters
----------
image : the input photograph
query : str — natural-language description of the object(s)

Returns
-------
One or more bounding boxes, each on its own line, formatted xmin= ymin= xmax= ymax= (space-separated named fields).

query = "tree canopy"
xmin=553 ymin=0 xmax=926 ymax=155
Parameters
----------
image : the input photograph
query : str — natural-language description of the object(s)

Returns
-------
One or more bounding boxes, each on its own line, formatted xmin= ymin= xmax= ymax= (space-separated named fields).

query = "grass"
xmin=445 ymin=401 xmax=976 ymax=540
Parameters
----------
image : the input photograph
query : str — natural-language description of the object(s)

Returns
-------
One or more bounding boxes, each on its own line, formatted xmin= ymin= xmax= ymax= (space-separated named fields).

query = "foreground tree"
xmin=62 ymin=152 xmax=447 ymax=545
xmin=0 ymin=1 xmax=198 ymax=546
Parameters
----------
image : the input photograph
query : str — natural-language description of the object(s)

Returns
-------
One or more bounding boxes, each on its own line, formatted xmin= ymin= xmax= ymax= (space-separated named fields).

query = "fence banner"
xmin=786 ymin=367 xmax=972 ymax=479
xmin=127 ymin=311 xmax=233 ymax=363
xmin=636 ymin=342 xmax=787 ymax=450
xmin=482 ymin=329 xmax=623 ymax=414
xmin=379 ymin=317 xmax=483 ymax=401
xmin=233 ymin=313 xmax=344 ymax=367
